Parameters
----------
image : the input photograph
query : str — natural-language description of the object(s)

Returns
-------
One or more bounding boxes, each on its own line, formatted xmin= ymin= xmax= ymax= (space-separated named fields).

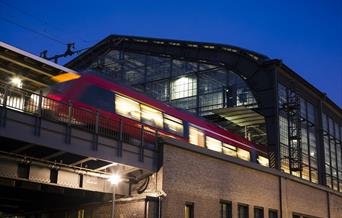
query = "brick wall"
xmin=160 ymin=143 xmax=342 ymax=218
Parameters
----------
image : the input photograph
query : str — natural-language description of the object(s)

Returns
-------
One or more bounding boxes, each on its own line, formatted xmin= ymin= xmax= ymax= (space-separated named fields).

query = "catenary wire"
xmin=0 ymin=16 xmax=66 ymax=45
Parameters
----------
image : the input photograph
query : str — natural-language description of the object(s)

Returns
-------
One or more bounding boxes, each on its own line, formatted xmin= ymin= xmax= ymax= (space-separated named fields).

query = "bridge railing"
xmin=0 ymin=84 xmax=160 ymax=154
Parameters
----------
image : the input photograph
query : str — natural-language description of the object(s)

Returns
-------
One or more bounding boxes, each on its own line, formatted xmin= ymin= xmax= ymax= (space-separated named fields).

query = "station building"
xmin=66 ymin=35 xmax=342 ymax=191
xmin=0 ymin=36 xmax=341 ymax=218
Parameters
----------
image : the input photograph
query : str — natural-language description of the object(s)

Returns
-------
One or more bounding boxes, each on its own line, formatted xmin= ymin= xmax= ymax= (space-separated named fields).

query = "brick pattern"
xmin=161 ymin=144 xmax=342 ymax=218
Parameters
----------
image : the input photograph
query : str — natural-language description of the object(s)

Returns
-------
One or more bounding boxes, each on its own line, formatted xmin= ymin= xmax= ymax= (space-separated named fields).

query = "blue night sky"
xmin=1 ymin=0 xmax=341 ymax=107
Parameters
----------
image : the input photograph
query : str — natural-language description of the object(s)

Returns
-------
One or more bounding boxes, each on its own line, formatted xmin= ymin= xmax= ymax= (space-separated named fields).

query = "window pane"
xmin=206 ymin=136 xmax=222 ymax=152
xmin=164 ymin=114 xmax=184 ymax=136
xmin=269 ymin=210 xmax=278 ymax=218
xmin=257 ymin=155 xmax=269 ymax=167
xmin=171 ymin=76 xmax=197 ymax=100
xmin=141 ymin=104 xmax=163 ymax=128
xmin=185 ymin=204 xmax=194 ymax=218
xmin=238 ymin=204 xmax=249 ymax=218
xmin=237 ymin=148 xmax=250 ymax=161
xmin=189 ymin=126 xmax=205 ymax=147
xmin=254 ymin=207 xmax=264 ymax=218
xmin=221 ymin=202 xmax=232 ymax=218
xmin=222 ymin=143 xmax=237 ymax=157
xmin=115 ymin=95 xmax=141 ymax=121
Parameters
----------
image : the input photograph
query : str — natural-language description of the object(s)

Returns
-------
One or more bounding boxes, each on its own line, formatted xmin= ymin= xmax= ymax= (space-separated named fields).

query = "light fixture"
xmin=108 ymin=173 xmax=122 ymax=185
xmin=10 ymin=76 xmax=23 ymax=88
xmin=108 ymin=173 xmax=122 ymax=218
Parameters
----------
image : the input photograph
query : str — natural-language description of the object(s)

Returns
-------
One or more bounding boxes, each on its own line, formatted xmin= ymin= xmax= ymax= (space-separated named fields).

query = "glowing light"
xmin=10 ymin=77 xmax=23 ymax=88
xmin=115 ymin=95 xmax=141 ymax=121
xmin=170 ymin=76 xmax=197 ymax=100
xmin=51 ymin=73 xmax=80 ymax=83
xmin=257 ymin=155 xmax=269 ymax=167
xmin=206 ymin=136 xmax=222 ymax=152
xmin=141 ymin=104 xmax=163 ymax=128
xmin=189 ymin=126 xmax=205 ymax=147
xmin=108 ymin=174 xmax=122 ymax=185
xmin=237 ymin=148 xmax=251 ymax=161
xmin=222 ymin=143 xmax=237 ymax=157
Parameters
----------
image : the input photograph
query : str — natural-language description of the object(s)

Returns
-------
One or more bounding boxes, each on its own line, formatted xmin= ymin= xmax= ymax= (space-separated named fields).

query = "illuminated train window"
xmin=257 ymin=155 xmax=269 ymax=167
xmin=237 ymin=148 xmax=251 ymax=161
xmin=141 ymin=104 xmax=163 ymax=128
xmin=206 ymin=136 xmax=222 ymax=152
xmin=189 ymin=126 xmax=205 ymax=147
xmin=222 ymin=143 xmax=237 ymax=157
xmin=164 ymin=114 xmax=184 ymax=136
xmin=115 ymin=95 xmax=141 ymax=121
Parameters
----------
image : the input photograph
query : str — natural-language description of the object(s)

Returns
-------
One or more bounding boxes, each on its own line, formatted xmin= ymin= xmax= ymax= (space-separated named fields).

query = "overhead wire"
xmin=0 ymin=0 xmax=95 ymax=62
xmin=0 ymin=0 xmax=92 ymax=46
xmin=0 ymin=16 xmax=66 ymax=45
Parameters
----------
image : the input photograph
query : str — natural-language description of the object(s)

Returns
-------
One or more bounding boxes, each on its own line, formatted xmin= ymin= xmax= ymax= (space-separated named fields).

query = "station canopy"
xmin=0 ymin=41 xmax=80 ymax=90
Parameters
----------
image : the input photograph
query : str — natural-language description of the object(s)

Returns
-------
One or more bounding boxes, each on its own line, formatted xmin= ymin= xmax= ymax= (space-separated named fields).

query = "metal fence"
xmin=0 ymin=84 xmax=160 ymax=154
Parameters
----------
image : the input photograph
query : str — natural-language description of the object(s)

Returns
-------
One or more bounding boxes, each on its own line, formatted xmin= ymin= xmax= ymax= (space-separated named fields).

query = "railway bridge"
xmin=0 ymin=42 xmax=161 ymax=216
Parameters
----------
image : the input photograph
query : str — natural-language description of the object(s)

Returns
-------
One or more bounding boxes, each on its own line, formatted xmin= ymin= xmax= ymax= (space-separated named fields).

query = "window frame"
xmin=220 ymin=200 xmax=232 ymax=218
xmin=237 ymin=148 xmax=251 ymax=161
xmin=114 ymin=94 xmax=141 ymax=121
xmin=254 ymin=206 xmax=264 ymax=218
xmin=140 ymin=104 xmax=164 ymax=128
xmin=222 ymin=143 xmax=238 ymax=157
xmin=189 ymin=125 xmax=205 ymax=147
xmin=206 ymin=135 xmax=223 ymax=153
xmin=238 ymin=203 xmax=249 ymax=218
xmin=185 ymin=202 xmax=194 ymax=218
xmin=163 ymin=113 xmax=184 ymax=136
xmin=268 ymin=209 xmax=278 ymax=218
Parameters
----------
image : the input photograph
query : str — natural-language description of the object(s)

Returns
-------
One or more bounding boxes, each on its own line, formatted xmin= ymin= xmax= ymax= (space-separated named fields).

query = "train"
xmin=40 ymin=73 xmax=269 ymax=167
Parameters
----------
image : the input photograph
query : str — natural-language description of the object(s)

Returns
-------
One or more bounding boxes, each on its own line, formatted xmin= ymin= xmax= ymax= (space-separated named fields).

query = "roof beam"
xmin=12 ymin=144 xmax=34 ymax=153
xmin=42 ymin=151 xmax=65 ymax=160
xmin=70 ymin=157 xmax=96 ymax=166
xmin=94 ymin=163 xmax=118 ymax=171
xmin=0 ymin=54 xmax=53 ymax=78
xmin=0 ymin=67 xmax=48 ymax=87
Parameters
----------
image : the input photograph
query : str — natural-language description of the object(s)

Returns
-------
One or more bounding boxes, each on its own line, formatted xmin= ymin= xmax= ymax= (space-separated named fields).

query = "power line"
xmin=0 ymin=0 xmax=51 ymax=27
xmin=0 ymin=16 xmax=66 ymax=45
xmin=0 ymin=0 xmax=91 ymax=45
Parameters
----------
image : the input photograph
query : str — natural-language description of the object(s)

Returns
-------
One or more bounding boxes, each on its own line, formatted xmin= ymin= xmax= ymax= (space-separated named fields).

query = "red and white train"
xmin=44 ymin=73 xmax=269 ymax=167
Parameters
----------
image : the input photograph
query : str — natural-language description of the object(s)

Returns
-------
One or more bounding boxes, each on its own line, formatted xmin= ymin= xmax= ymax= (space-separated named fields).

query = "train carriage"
xmin=42 ymin=73 xmax=269 ymax=167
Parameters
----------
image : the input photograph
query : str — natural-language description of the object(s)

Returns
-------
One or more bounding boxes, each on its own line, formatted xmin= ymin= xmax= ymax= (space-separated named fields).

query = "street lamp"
xmin=108 ymin=174 xmax=122 ymax=218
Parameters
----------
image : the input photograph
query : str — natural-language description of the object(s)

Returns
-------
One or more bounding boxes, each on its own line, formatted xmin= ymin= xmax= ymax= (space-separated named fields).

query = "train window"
xmin=141 ymin=104 xmax=163 ymax=128
xmin=206 ymin=136 xmax=222 ymax=152
xmin=115 ymin=95 xmax=141 ymax=121
xmin=78 ymin=85 xmax=114 ymax=112
xmin=164 ymin=114 xmax=183 ymax=136
xmin=257 ymin=155 xmax=269 ymax=167
xmin=222 ymin=143 xmax=237 ymax=157
xmin=237 ymin=148 xmax=250 ymax=161
xmin=189 ymin=126 xmax=205 ymax=147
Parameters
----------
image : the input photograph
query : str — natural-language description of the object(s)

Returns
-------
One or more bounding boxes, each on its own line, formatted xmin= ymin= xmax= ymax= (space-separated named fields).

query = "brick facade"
xmin=158 ymin=141 xmax=342 ymax=218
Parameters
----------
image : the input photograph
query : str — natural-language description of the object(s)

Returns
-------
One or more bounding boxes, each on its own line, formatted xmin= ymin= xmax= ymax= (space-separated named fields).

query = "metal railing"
xmin=0 ymin=84 xmax=160 ymax=156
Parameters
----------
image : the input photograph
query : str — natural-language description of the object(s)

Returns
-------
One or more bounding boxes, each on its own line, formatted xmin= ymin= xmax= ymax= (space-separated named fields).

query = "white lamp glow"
xmin=108 ymin=174 xmax=122 ymax=185
xmin=10 ymin=77 xmax=23 ymax=88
